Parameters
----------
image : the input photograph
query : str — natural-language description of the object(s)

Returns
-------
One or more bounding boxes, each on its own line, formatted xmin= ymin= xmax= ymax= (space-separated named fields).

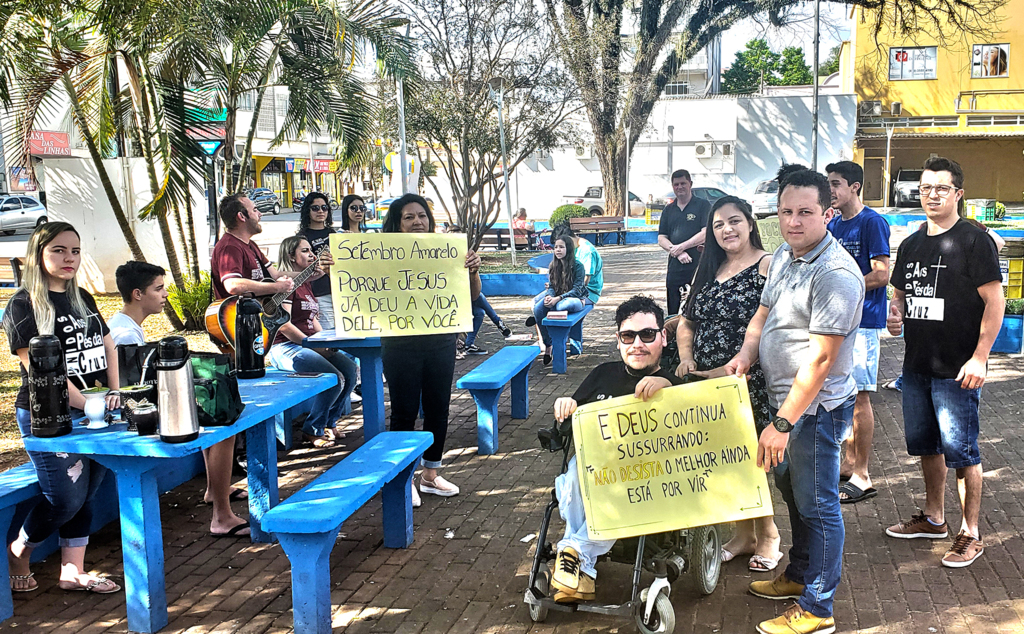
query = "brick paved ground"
xmin=3 ymin=244 xmax=1024 ymax=634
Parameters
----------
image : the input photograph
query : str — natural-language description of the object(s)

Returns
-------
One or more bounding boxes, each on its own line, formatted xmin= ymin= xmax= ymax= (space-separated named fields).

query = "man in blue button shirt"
xmin=826 ymin=161 xmax=891 ymax=505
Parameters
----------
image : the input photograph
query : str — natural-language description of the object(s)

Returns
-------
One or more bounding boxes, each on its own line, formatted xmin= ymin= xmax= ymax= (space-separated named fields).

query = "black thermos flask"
xmin=235 ymin=296 xmax=266 ymax=379
xmin=28 ymin=335 xmax=73 ymax=437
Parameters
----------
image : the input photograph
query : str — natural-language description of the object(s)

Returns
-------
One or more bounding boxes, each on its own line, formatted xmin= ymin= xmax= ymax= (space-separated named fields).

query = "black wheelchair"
xmin=524 ymin=412 xmax=722 ymax=633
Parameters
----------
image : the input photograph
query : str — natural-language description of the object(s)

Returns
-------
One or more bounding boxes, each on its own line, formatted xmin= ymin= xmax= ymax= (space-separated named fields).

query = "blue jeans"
xmin=266 ymin=342 xmax=357 ymax=436
xmin=901 ymin=370 xmax=981 ymax=469
xmin=772 ymin=396 xmax=854 ymax=618
xmin=465 ymin=294 xmax=502 ymax=347
xmin=16 ymin=408 xmax=108 ymax=548
xmin=532 ymin=290 xmax=585 ymax=347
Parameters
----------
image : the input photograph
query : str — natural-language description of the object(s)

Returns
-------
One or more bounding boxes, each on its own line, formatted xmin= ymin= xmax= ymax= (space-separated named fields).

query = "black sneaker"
xmin=465 ymin=344 xmax=488 ymax=355
xmin=525 ymin=316 xmax=537 ymax=328
xmin=498 ymin=320 xmax=512 ymax=338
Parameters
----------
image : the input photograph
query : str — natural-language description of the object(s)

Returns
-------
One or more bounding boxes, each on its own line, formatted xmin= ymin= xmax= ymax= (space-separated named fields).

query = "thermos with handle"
xmin=155 ymin=336 xmax=200 ymax=443
xmin=27 ymin=335 xmax=73 ymax=437
xmin=235 ymin=296 xmax=266 ymax=379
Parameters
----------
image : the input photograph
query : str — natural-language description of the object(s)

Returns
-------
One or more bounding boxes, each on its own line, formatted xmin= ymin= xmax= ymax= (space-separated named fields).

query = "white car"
xmin=750 ymin=180 xmax=778 ymax=218
xmin=0 ymin=195 xmax=47 ymax=235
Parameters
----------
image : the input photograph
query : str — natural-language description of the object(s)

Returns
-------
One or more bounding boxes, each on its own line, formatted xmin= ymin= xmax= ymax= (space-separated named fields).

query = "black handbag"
xmin=190 ymin=352 xmax=245 ymax=427
xmin=117 ymin=342 xmax=160 ymax=389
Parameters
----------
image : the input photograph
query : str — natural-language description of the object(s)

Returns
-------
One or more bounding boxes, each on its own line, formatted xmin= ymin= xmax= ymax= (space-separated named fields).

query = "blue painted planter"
xmin=480 ymin=273 xmax=547 ymax=296
xmin=993 ymin=315 xmax=1024 ymax=353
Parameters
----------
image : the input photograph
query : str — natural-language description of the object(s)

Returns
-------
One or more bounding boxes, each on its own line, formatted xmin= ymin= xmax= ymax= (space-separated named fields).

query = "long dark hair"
xmin=339 ymin=194 xmax=367 ymax=232
xmin=549 ymin=236 xmax=578 ymax=295
xmin=382 ymin=194 xmax=435 ymax=233
xmin=682 ymin=196 xmax=763 ymax=318
xmin=298 ymin=191 xmax=333 ymax=231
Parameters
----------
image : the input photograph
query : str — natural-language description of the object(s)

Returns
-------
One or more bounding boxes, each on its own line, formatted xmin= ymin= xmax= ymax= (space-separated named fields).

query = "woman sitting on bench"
xmin=527 ymin=236 xmax=588 ymax=366
xmin=2 ymin=222 xmax=121 ymax=595
xmin=267 ymin=236 xmax=357 ymax=448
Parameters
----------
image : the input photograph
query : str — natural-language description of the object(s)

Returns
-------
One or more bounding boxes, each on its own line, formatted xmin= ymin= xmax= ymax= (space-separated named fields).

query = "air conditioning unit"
xmin=575 ymin=145 xmax=592 ymax=159
xmin=722 ymin=143 xmax=733 ymax=157
xmin=694 ymin=142 xmax=715 ymax=158
xmin=859 ymin=100 xmax=882 ymax=117
xmin=890 ymin=101 xmax=903 ymax=116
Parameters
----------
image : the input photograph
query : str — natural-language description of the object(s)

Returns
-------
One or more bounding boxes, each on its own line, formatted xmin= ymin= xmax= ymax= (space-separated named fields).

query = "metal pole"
xmin=884 ymin=124 xmax=895 ymax=208
xmin=492 ymin=84 xmax=517 ymax=267
xmin=811 ymin=0 xmax=821 ymax=170
xmin=396 ymin=24 xmax=412 ymax=196
xmin=624 ymin=125 xmax=631 ymax=218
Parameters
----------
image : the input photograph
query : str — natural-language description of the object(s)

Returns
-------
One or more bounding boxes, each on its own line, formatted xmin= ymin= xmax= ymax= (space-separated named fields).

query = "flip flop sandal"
xmin=198 ymin=488 xmax=248 ymax=506
xmin=59 ymin=577 xmax=121 ymax=594
xmin=303 ymin=434 xmax=335 ymax=448
xmin=839 ymin=474 xmax=851 ymax=482
xmin=839 ymin=481 xmax=878 ymax=504
xmin=10 ymin=572 xmax=37 ymax=593
xmin=748 ymin=553 xmax=783 ymax=572
xmin=211 ymin=521 xmax=251 ymax=539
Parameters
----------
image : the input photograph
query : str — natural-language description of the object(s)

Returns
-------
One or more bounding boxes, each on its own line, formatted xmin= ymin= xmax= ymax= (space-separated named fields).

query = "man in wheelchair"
xmin=548 ymin=295 xmax=682 ymax=603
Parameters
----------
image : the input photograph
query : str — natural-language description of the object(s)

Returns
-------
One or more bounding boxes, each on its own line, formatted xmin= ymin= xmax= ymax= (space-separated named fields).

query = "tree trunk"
xmin=63 ymin=77 xmax=147 ymax=262
xmin=184 ymin=192 xmax=201 ymax=280
xmin=595 ymin=132 xmax=626 ymax=217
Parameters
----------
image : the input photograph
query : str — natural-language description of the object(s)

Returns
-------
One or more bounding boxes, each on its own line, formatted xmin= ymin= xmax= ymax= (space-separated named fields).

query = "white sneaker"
xmin=411 ymin=480 xmax=421 ymax=508
xmin=420 ymin=475 xmax=460 ymax=497
xmin=350 ymin=391 xmax=362 ymax=404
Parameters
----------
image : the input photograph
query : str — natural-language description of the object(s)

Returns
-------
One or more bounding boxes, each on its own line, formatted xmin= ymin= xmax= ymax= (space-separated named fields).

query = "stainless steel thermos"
xmin=155 ymin=336 xmax=200 ymax=443
xmin=27 ymin=335 xmax=73 ymax=437
xmin=235 ymin=296 xmax=266 ymax=379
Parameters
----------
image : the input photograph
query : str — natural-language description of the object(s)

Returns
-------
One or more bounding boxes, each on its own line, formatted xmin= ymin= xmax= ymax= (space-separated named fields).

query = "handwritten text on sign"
xmin=756 ymin=217 xmax=785 ymax=254
xmin=572 ymin=376 xmax=773 ymax=540
xmin=329 ymin=233 xmax=473 ymax=337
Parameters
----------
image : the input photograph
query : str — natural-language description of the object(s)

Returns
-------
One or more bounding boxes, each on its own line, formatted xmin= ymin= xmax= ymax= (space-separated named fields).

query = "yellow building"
xmin=851 ymin=1 xmax=1024 ymax=206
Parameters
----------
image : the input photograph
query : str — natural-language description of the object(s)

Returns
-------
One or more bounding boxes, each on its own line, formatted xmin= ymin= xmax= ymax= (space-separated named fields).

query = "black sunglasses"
xmin=349 ymin=205 xmax=368 ymax=212
xmin=617 ymin=328 xmax=660 ymax=344
xmin=309 ymin=204 xmax=330 ymax=212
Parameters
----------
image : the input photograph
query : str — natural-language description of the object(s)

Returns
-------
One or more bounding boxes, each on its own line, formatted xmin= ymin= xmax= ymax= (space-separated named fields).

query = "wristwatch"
xmin=772 ymin=415 xmax=794 ymax=433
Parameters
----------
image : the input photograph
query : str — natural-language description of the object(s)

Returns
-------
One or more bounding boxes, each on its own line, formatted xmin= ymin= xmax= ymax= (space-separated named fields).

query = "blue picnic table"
xmin=21 ymin=370 xmax=337 ymax=634
xmin=302 ymin=330 xmax=385 ymax=440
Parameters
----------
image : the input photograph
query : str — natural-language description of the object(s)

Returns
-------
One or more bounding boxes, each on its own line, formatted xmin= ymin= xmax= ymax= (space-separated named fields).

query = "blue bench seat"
xmin=456 ymin=346 xmax=537 ymax=455
xmin=261 ymin=431 xmax=432 ymax=634
xmin=0 ymin=464 xmax=41 ymax=622
xmin=542 ymin=304 xmax=593 ymax=374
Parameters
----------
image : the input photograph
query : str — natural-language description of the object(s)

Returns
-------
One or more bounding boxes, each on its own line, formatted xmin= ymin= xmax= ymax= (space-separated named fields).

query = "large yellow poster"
xmin=572 ymin=376 xmax=773 ymax=540
xmin=757 ymin=217 xmax=785 ymax=253
xmin=328 ymin=233 xmax=474 ymax=337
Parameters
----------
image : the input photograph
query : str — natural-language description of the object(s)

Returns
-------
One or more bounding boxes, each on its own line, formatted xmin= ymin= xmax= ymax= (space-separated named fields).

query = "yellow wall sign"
xmin=328 ymin=233 xmax=474 ymax=337
xmin=756 ymin=217 xmax=785 ymax=254
xmin=571 ymin=376 xmax=773 ymax=540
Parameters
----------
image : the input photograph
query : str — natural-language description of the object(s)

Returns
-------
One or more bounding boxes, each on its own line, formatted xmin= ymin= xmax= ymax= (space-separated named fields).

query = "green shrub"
xmin=1007 ymin=298 xmax=1024 ymax=316
xmin=167 ymin=272 xmax=212 ymax=329
xmin=996 ymin=201 xmax=1007 ymax=220
xmin=549 ymin=204 xmax=589 ymax=229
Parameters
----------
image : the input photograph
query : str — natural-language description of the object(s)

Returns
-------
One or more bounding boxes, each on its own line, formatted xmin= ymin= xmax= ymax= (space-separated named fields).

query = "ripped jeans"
xmin=16 ymin=409 xmax=109 ymax=548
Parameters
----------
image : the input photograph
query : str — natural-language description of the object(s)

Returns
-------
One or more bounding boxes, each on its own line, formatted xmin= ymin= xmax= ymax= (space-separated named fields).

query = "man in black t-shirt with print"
xmin=658 ymin=169 xmax=711 ymax=316
xmin=548 ymin=295 xmax=682 ymax=603
xmin=885 ymin=157 xmax=1003 ymax=569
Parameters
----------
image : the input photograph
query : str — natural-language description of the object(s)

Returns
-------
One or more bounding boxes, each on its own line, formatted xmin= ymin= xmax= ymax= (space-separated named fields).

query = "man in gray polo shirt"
xmin=726 ymin=168 xmax=864 ymax=634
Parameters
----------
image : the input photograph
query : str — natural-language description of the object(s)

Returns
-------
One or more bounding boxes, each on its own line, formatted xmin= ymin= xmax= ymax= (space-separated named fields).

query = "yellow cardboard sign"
xmin=328 ymin=233 xmax=474 ymax=337
xmin=572 ymin=376 xmax=772 ymax=540
xmin=756 ymin=217 xmax=785 ymax=253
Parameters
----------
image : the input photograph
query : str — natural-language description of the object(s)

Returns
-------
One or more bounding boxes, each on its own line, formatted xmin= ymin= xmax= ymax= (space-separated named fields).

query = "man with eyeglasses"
xmin=725 ymin=168 xmax=863 ymax=634
xmin=548 ymin=295 xmax=681 ymax=603
xmin=885 ymin=157 xmax=1003 ymax=569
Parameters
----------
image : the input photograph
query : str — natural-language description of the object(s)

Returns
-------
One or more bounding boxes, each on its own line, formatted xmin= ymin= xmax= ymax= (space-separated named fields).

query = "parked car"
xmin=0 ymin=195 xmax=47 ymax=235
xmin=751 ymin=180 xmax=779 ymax=218
xmin=651 ymin=186 xmax=730 ymax=211
xmin=892 ymin=169 xmax=923 ymax=208
xmin=246 ymin=188 xmax=281 ymax=215
xmin=561 ymin=186 xmax=647 ymax=216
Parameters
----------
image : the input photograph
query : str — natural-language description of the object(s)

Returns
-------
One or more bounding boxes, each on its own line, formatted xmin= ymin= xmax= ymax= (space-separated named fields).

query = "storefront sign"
xmin=571 ymin=376 xmax=773 ymax=540
xmin=294 ymin=158 xmax=308 ymax=172
xmin=28 ymin=131 xmax=71 ymax=156
xmin=889 ymin=46 xmax=937 ymax=81
xmin=972 ymin=44 xmax=1010 ymax=78
xmin=313 ymin=159 xmax=332 ymax=173
xmin=285 ymin=158 xmax=295 ymax=172
xmin=328 ymin=233 xmax=473 ymax=337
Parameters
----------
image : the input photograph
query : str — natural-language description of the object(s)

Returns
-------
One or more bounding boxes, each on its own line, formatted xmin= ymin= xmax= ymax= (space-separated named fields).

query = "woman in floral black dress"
xmin=675 ymin=195 xmax=782 ymax=572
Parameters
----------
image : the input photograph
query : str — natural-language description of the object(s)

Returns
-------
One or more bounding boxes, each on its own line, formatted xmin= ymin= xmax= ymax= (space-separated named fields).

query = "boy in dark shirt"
xmin=549 ymin=295 xmax=682 ymax=602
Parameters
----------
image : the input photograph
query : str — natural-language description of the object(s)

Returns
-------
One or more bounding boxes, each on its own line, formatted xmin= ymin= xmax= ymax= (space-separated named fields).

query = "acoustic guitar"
xmin=205 ymin=247 xmax=329 ymax=354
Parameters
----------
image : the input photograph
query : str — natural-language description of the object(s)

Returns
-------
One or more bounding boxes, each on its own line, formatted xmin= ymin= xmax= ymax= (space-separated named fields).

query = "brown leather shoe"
xmin=885 ymin=511 xmax=948 ymax=539
xmin=942 ymin=531 xmax=984 ymax=568
xmin=553 ymin=572 xmax=595 ymax=603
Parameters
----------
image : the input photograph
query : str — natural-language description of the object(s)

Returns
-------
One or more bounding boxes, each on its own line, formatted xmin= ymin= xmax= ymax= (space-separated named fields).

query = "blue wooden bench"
xmin=0 ymin=464 xmax=41 ymax=622
xmin=456 ymin=346 xmax=536 ymax=455
xmin=261 ymin=431 xmax=432 ymax=634
xmin=542 ymin=304 xmax=593 ymax=374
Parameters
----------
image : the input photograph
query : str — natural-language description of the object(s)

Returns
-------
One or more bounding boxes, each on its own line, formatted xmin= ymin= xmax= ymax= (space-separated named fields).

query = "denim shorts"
xmin=901 ymin=370 xmax=981 ymax=468
xmin=851 ymin=328 xmax=881 ymax=392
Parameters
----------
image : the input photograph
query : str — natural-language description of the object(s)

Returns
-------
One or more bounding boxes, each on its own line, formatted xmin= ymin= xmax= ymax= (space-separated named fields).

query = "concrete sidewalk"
xmin=4 ymin=245 xmax=1024 ymax=634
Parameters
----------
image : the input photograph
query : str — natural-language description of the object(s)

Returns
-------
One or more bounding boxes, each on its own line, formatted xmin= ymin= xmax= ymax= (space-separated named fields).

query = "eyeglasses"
xmin=617 ymin=328 xmax=660 ymax=344
xmin=309 ymin=205 xmax=330 ymax=212
xmin=918 ymin=184 xmax=959 ymax=197
xmin=349 ymin=205 xmax=368 ymax=212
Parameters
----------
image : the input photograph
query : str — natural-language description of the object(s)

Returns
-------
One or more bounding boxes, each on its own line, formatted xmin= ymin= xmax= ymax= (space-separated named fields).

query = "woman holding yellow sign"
xmin=676 ymin=196 xmax=782 ymax=573
xmin=380 ymin=195 xmax=481 ymax=506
